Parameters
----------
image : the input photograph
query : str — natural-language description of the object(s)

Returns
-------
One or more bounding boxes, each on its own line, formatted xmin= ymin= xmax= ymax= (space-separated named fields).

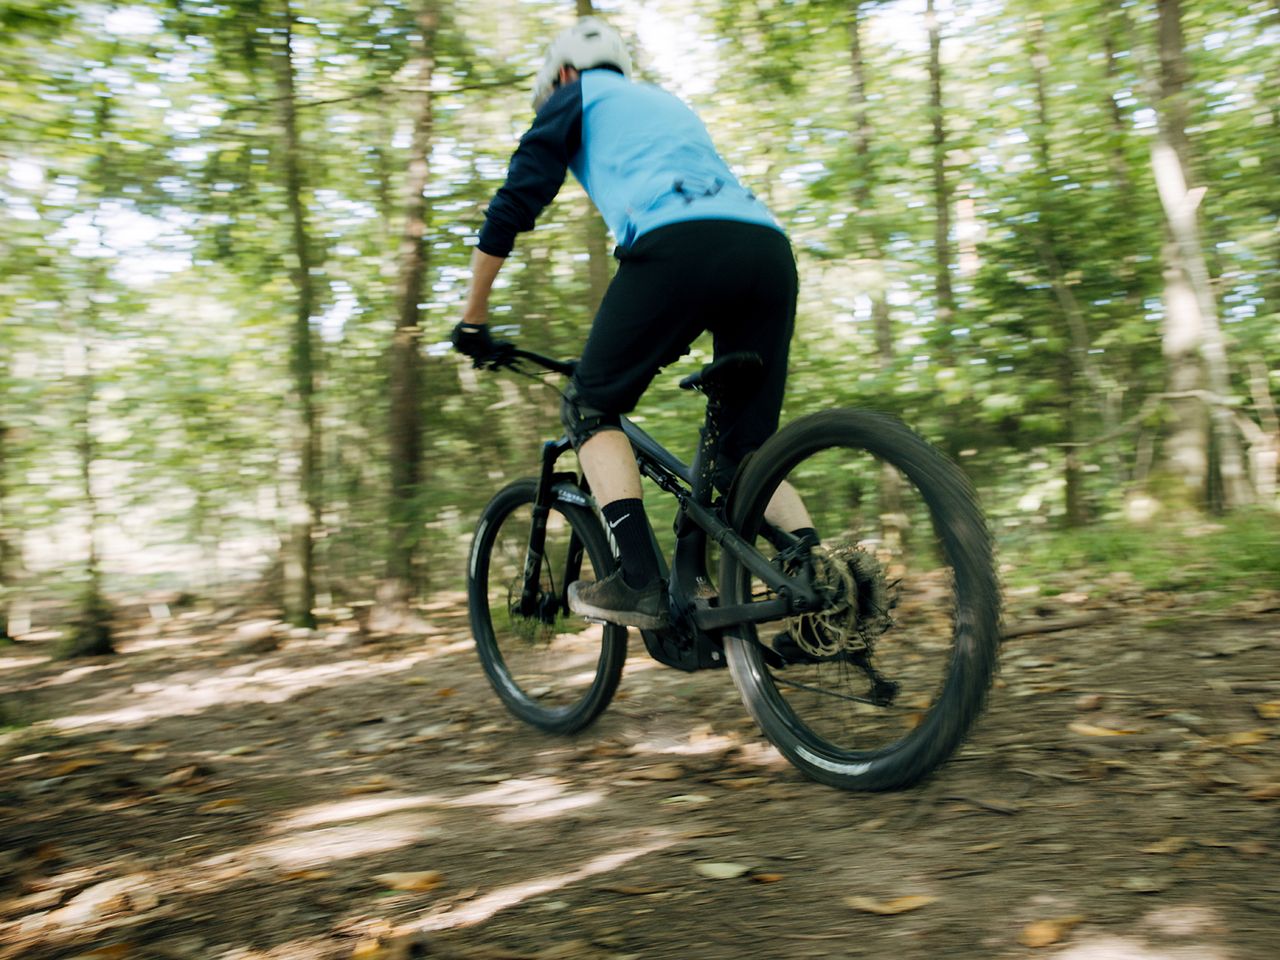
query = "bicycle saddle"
xmin=678 ymin=351 xmax=764 ymax=400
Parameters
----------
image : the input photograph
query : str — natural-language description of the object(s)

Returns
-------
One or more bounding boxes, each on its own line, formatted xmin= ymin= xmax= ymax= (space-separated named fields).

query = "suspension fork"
xmin=519 ymin=437 xmax=576 ymax=617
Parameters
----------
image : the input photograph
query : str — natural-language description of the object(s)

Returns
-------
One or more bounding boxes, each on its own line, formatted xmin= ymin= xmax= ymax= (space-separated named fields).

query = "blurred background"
xmin=1 ymin=0 xmax=1277 ymax=652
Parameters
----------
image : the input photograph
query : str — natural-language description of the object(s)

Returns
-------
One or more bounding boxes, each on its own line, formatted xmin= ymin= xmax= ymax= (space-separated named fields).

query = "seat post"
xmin=677 ymin=352 xmax=762 ymax=506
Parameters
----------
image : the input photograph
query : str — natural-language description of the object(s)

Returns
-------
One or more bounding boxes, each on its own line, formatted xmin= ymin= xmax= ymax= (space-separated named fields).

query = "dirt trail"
xmin=1 ymin=588 xmax=1278 ymax=959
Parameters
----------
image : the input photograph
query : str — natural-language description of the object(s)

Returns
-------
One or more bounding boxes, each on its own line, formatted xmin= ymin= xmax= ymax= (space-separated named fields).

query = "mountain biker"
xmin=453 ymin=17 xmax=813 ymax=630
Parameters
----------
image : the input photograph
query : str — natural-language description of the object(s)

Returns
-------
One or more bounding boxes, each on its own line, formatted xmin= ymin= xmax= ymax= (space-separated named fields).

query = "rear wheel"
xmin=468 ymin=479 xmax=627 ymax=734
xmin=719 ymin=410 xmax=1000 ymax=790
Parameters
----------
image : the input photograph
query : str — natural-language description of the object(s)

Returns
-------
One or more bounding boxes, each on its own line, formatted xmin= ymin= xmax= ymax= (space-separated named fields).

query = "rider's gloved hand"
xmin=451 ymin=321 xmax=511 ymax=366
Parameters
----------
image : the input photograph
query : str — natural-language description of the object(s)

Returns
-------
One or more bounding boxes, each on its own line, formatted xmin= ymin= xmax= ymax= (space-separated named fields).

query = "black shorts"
xmin=571 ymin=219 xmax=797 ymax=481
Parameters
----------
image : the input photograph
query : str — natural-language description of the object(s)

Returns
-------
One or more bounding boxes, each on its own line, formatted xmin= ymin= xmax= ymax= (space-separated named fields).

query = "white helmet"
xmin=531 ymin=17 xmax=633 ymax=111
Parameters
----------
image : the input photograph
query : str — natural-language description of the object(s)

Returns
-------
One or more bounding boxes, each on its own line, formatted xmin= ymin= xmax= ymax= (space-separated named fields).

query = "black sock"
xmin=601 ymin=499 xmax=660 ymax=588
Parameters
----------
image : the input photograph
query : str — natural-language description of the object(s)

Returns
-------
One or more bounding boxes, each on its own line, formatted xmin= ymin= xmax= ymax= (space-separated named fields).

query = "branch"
xmin=224 ymin=73 xmax=533 ymax=115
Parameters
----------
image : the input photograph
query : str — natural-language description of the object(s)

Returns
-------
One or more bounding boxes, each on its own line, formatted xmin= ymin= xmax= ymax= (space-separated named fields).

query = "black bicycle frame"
xmin=504 ymin=348 xmax=818 ymax=639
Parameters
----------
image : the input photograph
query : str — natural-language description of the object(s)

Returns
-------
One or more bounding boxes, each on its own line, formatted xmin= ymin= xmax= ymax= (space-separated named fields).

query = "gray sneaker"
xmin=568 ymin=570 xmax=669 ymax=629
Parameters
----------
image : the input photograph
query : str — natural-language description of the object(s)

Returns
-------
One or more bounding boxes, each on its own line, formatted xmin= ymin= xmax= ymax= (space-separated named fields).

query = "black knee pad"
xmin=560 ymin=383 xmax=622 ymax=449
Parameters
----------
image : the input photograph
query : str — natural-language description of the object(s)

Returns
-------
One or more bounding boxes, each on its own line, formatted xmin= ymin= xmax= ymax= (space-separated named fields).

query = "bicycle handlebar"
xmin=481 ymin=343 xmax=576 ymax=379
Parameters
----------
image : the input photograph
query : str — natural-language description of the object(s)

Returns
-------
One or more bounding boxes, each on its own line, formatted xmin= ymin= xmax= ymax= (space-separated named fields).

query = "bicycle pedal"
xmin=582 ymin=615 xmax=610 ymax=625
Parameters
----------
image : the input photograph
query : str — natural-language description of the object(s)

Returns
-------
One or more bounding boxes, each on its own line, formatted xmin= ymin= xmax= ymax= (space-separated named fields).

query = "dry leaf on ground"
xmin=1019 ymin=916 xmax=1084 ymax=947
xmin=634 ymin=763 xmax=684 ymax=781
xmin=345 ymin=776 xmax=395 ymax=795
xmin=845 ymin=894 xmax=935 ymax=915
xmin=1068 ymin=721 xmax=1138 ymax=737
xmin=373 ymin=871 xmax=445 ymax=893
xmin=1140 ymin=836 xmax=1190 ymax=855
xmin=50 ymin=759 xmax=104 ymax=777
xmin=694 ymin=862 xmax=751 ymax=880
xmin=1220 ymin=730 xmax=1269 ymax=747
xmin=196 ymin=798 xmax=245 ymax=814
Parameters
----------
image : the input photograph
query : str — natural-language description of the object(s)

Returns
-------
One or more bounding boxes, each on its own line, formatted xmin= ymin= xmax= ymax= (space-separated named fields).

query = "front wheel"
xmin=468 ymin=478 xmax=627 ymax=734
xmin=719 ymin=410 xmax=1001 ymax=790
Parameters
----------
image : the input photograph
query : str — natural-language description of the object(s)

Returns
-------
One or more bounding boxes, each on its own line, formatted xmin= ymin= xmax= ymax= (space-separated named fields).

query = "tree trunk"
xmin=275 ymin=4 xmax=320 ymax=627
xmin=384 ymin=0 xmax=439 ymax=610
xmin=1266 ymin=0 xmax=1280 ymax=328
xmin=925 ymin=0 xmax=955 ymax=338
xmin=0 ymin=416 xmax=11 ymax=643
xmin=1152 ymin=0 xmax=1252 ymax=509
xmin=65 ymin=333 xmax=112 ymax=657
xmin=849 ymin=4 xmax=903 ymax=537
xmin=849 ymin=4 xmax=891 ymax=366
xmin=1027 ymin=15 xmax=1101 ymax=526
xmin=575 ymin=0 xmax=612 ymax=315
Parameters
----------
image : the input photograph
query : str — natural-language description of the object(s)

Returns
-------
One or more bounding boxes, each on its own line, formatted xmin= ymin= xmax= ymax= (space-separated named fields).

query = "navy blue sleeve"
xmin=477 ymin=81 xmax=583 ymax=257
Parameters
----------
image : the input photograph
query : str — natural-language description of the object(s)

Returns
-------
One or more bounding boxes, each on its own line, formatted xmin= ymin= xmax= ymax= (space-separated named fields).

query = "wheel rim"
xmin=731 ymin=441 xmax=982 ymax=765
xmin=478 ymin=499 xmax=614 ymax=720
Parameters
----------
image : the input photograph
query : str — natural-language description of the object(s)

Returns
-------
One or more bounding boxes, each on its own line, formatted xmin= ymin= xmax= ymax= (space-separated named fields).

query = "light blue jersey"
xmin=479 ymin=69 xmax=781 ymax=257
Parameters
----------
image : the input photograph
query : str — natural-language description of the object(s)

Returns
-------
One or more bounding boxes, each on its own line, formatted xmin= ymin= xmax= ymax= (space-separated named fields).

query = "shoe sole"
xmin=567 ymin=583 xmax=669 ymax=631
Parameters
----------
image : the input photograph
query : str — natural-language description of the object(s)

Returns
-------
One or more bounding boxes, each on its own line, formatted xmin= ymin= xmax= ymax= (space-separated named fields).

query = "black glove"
xmin=452 ymin=321 xmax=513 ymax=366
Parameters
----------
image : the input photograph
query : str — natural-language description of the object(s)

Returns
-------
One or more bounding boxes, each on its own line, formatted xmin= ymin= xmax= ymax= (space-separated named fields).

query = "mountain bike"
xmin=464 ymin=344 xmax=1000 ymax=790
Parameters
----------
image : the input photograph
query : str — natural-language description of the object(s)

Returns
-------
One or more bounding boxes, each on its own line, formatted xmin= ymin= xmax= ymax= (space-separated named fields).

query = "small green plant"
xmin=1003 ymin=509 xmax=1280 ymax=599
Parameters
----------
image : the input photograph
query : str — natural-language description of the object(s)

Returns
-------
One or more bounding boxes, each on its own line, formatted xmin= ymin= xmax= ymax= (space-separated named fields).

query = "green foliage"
xmin=1007 ymin=510 xmax=1280 ymax=598
xmin=0 ymin=0 xmax=1275 ymax=623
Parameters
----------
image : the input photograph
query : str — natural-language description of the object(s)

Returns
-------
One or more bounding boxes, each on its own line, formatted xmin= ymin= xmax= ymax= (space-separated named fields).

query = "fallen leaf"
xmin=1019 ymin=916 xmax=1084 ymax=947
xmin=965 ymin=842 xmax=1002 ymax=853
xmin=694 ymin=862 xmax=751 ymax=880
xmin=750 ymin=872 xmax=784 ymax=884
xmin=845 ymin=894 xmax=935 ymax=915
xmin=373 ymin=871 xmax=445 ymax=893
xmin=635 ymin=763 xmax=684 ymax=781
xmin=599 ymin=884 xmax=665 ymax=896
xmin=77 ymin=946 xmax=135 ymax=959
xmin=161 ymin=765 xmax=205 ymax=787
xmin=1117 ymin=875 xmax=1171 ymax=894
xmin=1245 ymin=783 xmax=1280 ymax=801
xmin=1221 ymin=730 xmax=1269 ymax=747
xmin=1140 ymin=836 xmax=1190 ymax=855
xmin=1255 ymin=701 xmax=1280 ymax=720
xmin=345 ymin=776 xmax=395 ymax=795
xmin=435 ymin=687 xmax=457 ymax=698
xmin=281 ymin=869 xmax=333 ymax=882
xmin=1074 ymin=694 xmax=1104 ymax=712
xmin=1068 ymin=721 xmax=1137 ymax=737
xmin=660 ymin=794 xmax=712 ymax=805
xmin=196 ymin=798 xmax=245 ymax=814
xmin=50 ymin=759 xmax=104 ymax=777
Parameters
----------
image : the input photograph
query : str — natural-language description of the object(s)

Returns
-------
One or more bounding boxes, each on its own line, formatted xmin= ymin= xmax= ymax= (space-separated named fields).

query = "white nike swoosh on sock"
xmin=607 ymin=514 xmax=631 ymax=529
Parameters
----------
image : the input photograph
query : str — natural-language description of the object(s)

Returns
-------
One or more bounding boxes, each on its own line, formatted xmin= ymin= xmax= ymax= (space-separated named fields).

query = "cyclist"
xmin=453 ymin=17 xmax=813 ymax=629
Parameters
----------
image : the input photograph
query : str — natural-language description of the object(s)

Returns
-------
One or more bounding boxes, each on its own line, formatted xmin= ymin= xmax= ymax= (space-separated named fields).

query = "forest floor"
xmin=1 ymin=580 xmax=1279 ymax=960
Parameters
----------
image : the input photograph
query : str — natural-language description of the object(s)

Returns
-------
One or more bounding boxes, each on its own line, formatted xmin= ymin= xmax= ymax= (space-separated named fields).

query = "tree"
xmin=273 ymin=2 xmax=323 ymax=627
xmin=1151 ymin=0 xmax=1251 ymax=509
xmin=384 ymin=0 xmax=440 ymax=612
xmin=926 ymin=0 xmax=956 ymax=343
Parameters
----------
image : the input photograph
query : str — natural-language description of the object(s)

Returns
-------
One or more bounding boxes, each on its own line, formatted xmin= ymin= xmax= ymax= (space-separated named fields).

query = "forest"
xmin=1 ymin=0 xmax=1278 ymax=648
xmin=1 ymin=2 xmax=1279 ymax=957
